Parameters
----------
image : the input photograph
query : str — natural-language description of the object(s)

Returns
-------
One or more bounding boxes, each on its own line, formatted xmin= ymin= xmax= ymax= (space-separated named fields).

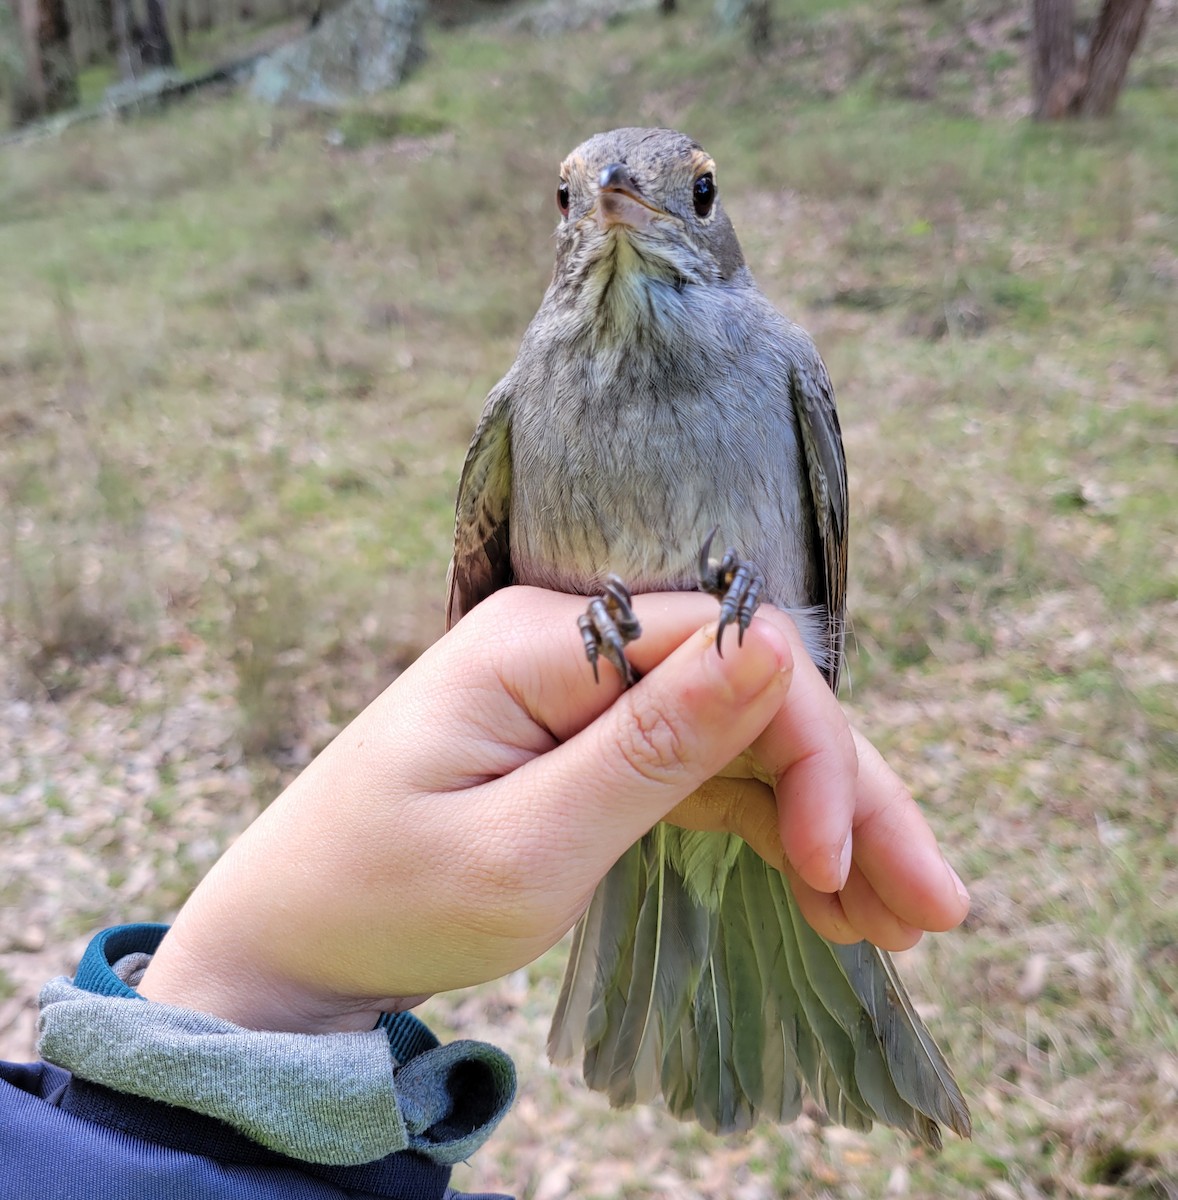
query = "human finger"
xmin=393 ymin=589 xmax=726 ymax=793
xmin=519 ymin=615 xmax=795 ymax=868
xmin=835 ymin=861 xmax=924 ymax=950
xmin=846 ymin=729 xmax=970 ymax=933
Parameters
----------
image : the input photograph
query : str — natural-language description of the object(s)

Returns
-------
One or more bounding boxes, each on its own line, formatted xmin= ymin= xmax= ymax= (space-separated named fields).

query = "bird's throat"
xmin=584 ymin=232 xmax=684 ymax=344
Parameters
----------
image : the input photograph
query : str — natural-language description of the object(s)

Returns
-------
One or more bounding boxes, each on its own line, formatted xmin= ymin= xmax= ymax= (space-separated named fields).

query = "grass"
xmin=1 ymin=0 xmax=1176 ymax=1195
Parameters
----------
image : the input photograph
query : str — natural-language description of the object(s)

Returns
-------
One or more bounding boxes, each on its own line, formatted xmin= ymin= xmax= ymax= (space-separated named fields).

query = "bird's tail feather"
xmin=830 ymin=939 xmax=972 ymax=1138
xmin=548 ymin=835 xmax=969 ymax=1145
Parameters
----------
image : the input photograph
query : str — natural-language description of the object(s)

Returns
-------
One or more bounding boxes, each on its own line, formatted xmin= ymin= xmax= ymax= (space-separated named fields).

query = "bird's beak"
xmin=595 ymin=162 xmax=664 ymax=231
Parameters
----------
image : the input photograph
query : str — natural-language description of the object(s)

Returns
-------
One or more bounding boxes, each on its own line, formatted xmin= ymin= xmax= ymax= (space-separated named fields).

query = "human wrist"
xmin=137 ymin=912 xmax=421 ymax=1034
xmin=41 ymin=925 xmax=517 ymax=1168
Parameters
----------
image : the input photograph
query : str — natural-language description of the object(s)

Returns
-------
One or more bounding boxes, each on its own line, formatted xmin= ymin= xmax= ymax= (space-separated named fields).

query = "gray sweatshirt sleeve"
xmin=37 ymin=935 xmax=516 ymax=1168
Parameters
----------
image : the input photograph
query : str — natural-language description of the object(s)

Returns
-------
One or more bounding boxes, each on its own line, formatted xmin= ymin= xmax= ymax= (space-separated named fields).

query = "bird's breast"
xmin=506 ymin=331 xmax=813 ymax=610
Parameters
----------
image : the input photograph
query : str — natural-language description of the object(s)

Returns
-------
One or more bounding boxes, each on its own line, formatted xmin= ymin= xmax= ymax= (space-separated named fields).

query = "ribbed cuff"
xmin=39 ymin=924 xmax=516 ymax=1167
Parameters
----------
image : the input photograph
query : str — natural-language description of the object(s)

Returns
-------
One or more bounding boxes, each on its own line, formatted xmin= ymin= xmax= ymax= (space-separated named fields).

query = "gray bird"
xmin=447 ymin=127 xmax=970 ymax=1145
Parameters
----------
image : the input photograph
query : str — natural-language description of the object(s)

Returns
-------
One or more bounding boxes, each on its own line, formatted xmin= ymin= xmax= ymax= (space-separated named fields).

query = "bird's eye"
xmin=692 ymin=172 xmax=716 ymax=218
xmin=557 ymin=181 xmax=570 ymax=217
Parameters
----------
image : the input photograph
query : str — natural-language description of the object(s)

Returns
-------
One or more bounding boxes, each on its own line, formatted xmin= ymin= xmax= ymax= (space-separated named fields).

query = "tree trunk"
xmin=1032 ymin=0 xmax=1154 ymax=120
xmin=37 ymin=0 xmax=75 ymax=105
xmin=1032 ymin=0 xmax=1079 ymax=118
xmin=1077 ymin=0 xmax=1153 ymax=116
xmin=93 ymin=0 xmax=118 ymax=57
xmin=141 ymin=0 xmax=175 ymax=67
xmin=112 ymin=0 xmax=175 ymax=77
xmin=14 ymin=0 xmax=77 ymax=116
xmin=747 ymin=0 xmax=770 ymax=52
xmin=112 ymin=0 xmax=140 ymax=77
xmin=66 ymin=0 xmax=117 ymax=65
xmin=4 ymin=0 xmax=35 ymax=125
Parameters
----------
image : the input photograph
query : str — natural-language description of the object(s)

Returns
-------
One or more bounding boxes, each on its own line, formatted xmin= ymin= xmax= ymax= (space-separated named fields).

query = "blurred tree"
xmin=64 ymin=0 xmax=118 ymax=65
xmin=7 ymin=0 xmax=78 ymax=118
xmin=112 ymin=0 xmax=175 ymax=77
xmin=716 ymin=0 xmax=771 ymax=51
xmin=1032 ymin=0 xmax=1154 ymax=118
xmin=142 ymin=0 xmax=175 ymax=65
xmin=112 ymin=0 xmax=137 ymax=74
xmin=166 ymin=0 xmax=215 ymax=51
xmin=189 ymin=0 xmax=212 ymax=33
xmin=747 ymin=0 xmax=769 ymax=50
xmin=94 ymin=0 xmax=117 ymax=55
xmin=1 ymin=0 xmax=31 ymax=124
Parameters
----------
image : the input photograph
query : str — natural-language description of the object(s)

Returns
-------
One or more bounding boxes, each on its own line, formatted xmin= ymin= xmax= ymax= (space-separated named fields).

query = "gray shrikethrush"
xmin=447 ymin=127 xmax=969 ymax=1144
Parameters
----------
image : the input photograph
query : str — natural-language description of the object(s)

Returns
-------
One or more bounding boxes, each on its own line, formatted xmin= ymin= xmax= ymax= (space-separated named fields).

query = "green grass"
xmin=1 ymin=0 xmax=1175 ymax=1195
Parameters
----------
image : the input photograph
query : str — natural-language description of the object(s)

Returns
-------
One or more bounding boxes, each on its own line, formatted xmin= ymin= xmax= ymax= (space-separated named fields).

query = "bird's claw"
xmin=578 ymin=574 xmax=642 ymax=688
xmin=697 ymin=527 xmax=764 ymax=656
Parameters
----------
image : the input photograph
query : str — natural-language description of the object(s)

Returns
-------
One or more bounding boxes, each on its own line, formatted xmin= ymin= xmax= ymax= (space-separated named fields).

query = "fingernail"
xmin=838 ymin=832 xmax=853 ymax=890
xmin=712 ymin=625 xmax=790 ymax=704
xmin=943 ymin=854 xmax=970 ymax=906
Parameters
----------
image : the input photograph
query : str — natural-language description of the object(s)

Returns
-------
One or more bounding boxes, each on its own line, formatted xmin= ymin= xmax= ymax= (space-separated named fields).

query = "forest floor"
xmin=1 ymin=0 xmax=1176 ymax=1196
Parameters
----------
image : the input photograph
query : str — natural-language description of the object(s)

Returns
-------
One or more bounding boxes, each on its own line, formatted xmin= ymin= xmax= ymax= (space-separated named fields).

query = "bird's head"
xmin=549 ymin=128 xmax=746 ymax=336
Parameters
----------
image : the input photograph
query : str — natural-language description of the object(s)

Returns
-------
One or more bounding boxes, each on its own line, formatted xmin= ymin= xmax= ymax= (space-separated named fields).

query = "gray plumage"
xmin=447 ymin=127 xmax=969 ymax=1144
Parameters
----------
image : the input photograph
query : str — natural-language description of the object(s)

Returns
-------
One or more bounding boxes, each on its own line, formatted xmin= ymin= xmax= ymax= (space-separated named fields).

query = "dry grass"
xmin=1 ymin=0 xmax=1176 ymax=1196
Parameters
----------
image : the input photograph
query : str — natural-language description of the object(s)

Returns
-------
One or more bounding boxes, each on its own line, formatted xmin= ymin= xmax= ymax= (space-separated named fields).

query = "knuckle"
xmin=451 ymin=850 xmax=532 ymax=937
xmin=617 ymin=697 xmax=689 ymax=785
xmin=469 ymin=823 xmax=535 ymax=896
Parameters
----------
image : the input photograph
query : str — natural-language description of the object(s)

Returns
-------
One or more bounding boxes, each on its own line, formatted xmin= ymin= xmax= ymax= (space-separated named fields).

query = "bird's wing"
xmin=791 ymin=354 xmax=848 ymax=691
xmin=446 ymin=387 xmax=514 ymax=629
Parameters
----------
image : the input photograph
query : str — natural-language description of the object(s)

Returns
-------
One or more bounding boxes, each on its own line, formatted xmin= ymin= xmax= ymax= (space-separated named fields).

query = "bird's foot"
xmin=697 ymin=528 xmax=764 ymax=656
xmin=578 ymin=574 xmax=642 ymax=688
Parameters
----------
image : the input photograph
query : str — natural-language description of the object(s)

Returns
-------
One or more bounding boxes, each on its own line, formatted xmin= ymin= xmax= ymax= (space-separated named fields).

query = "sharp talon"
xmin=578 ymin=575 xmax=642 ymax=687
xmin=697 ymin=533 xmax=764 ymax=658
xmin=578 ymin=612 xmax=602 ymax=683
xmin=736 ymin=571 xmax=761 ymax=648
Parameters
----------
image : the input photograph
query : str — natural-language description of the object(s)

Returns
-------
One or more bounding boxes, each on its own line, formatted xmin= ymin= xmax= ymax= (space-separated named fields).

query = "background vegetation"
xmin=1 ymin=0 xmax=1175 ymax=1196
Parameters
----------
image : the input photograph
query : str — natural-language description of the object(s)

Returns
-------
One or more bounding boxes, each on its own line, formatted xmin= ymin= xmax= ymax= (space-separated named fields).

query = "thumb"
xmin=523 ymin=619 xmax=795 ymax=866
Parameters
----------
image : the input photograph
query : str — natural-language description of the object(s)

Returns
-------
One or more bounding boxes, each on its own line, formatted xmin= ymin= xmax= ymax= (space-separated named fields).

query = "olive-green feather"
xmin=831 ymin=940 xmax=972 ymax=1138
xmin=446 ymin=389 xmax=514 ymax=628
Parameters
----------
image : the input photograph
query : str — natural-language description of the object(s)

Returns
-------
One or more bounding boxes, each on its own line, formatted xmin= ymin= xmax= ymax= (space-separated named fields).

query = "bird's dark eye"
xmin=693 ymin=172 xmax=716 ymax=218
xmin=557 ymin=181 xmax=570 ymax=217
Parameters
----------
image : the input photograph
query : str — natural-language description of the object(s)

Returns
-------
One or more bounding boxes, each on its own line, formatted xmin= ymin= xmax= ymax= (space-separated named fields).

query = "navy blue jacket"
xmin=1 ymin=926 xmax=513 ymax=1200
xmin=1 ymin=1059 xmax=509 ymax=1199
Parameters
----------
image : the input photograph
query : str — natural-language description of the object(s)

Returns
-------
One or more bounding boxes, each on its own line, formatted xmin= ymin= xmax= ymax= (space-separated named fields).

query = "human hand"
xmin=139 ymin=587 xmax=967 ymax=1034
xmin=658 ymin=609 xmax=971 ymax=952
